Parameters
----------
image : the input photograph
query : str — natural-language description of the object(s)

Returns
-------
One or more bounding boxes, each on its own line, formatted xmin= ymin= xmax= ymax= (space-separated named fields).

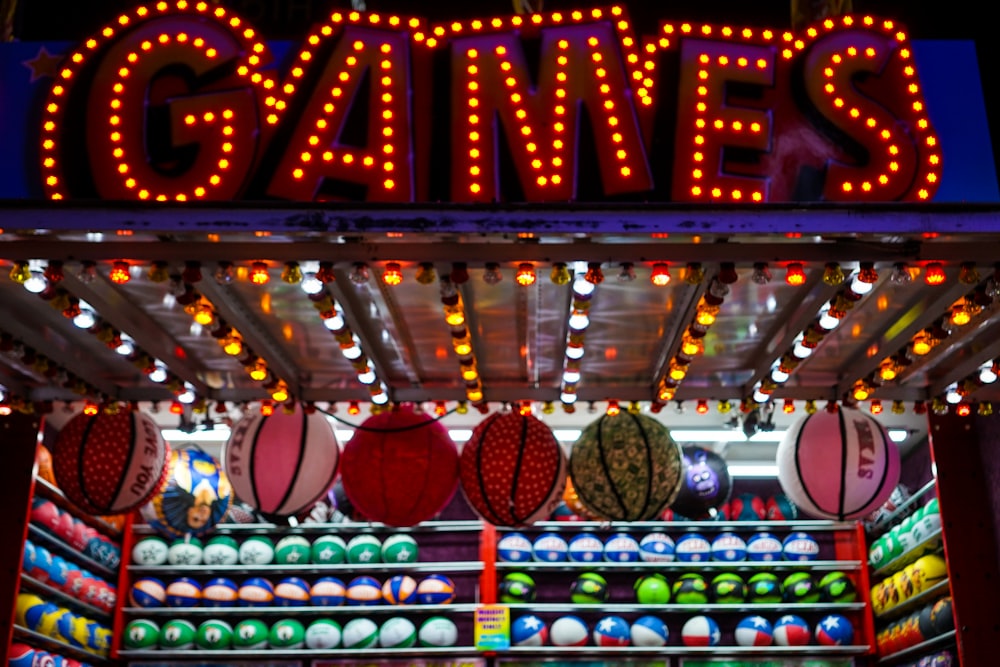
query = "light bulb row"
xmin=558 ymin=273 xmax=598 ymax=408
xmin=439 ymin=278 xmax=485 ymax=406
xmin=0 ymin=330 xmax=99 ymax=400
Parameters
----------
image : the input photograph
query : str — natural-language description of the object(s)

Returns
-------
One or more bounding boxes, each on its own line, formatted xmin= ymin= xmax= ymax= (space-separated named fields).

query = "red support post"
xmin=0 ymin=412 xmax=43 ymax=659
xmin=928 ymin=411 xmax=1000 ymax=666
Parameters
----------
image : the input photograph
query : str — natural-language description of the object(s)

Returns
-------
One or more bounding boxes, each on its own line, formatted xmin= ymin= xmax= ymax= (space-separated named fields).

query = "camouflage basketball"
xmin=568 ymin=413 xmax=683 ymax=521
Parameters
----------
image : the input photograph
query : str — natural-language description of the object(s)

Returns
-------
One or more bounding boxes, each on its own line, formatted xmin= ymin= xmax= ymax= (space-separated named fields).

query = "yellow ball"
xmin=15 ymin=593 xmax=46 ymax=628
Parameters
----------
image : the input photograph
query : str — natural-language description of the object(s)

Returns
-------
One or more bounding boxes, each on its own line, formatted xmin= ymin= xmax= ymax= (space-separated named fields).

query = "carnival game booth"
xmin=2 ymin=1 xmax=1000 ymax=667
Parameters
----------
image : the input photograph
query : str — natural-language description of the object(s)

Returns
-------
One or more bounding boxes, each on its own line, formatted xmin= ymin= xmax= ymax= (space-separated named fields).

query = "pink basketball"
xmin=340 ymin=405 xmax=459 ymax=526
xmin=52 ymin=411 xmax=170 ymax=515
xmin=223 ymin=406 xmax=340 ymax=518
xmin=776 ymin=407 xmax=900 ymax=520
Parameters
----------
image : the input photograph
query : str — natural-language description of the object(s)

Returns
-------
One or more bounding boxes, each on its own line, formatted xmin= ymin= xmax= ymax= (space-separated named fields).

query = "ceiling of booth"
xmin=3 ymin=203 xmax=1000 ymax=458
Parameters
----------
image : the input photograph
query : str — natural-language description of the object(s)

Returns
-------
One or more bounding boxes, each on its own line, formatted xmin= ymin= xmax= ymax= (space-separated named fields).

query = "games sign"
xmin=35 ymin=2 xmax=940 ymax=204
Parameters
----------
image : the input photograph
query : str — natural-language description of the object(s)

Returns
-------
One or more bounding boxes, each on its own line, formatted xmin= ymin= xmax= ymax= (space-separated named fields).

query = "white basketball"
xmin=132 ymin=537 xmax=169 ymax=565
xmin=342 ymin=618 xmax=379 ymax=649
xmin=305 ymin=620 xmax=342 ymax=649
xmin=418 ymin=617 xmax=458 ymax=647
xmin=379 ymin=617 xmax=417 ymax=648
xmin=639 ymin=533 xmax=675 ymax=562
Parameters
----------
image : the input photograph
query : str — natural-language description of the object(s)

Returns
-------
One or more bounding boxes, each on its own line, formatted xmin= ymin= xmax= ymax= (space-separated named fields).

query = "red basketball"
xmin=340 ymin=405 xmax=459 ymax=527
xmin=52 ymin=411 xmax=170 ymax=515
xmin=459 ymin=412 xmax=567 ymax=527
xmin=223 ymin=405 xmax=340 ymax=517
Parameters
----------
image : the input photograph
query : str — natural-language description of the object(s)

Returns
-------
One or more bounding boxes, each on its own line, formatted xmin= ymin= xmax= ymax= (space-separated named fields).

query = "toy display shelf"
xmin=13 ymin=624 xmax=109 ymax=664
xmin=128 ymin=561 xmax=485 ymax=576
xmin=19 ymin=572 xmax=112 ymax=623
xmin=499 ymin=645 xmax=871 ymax=657
xmin=121 ymin=603 xmax=480 ymax=616
xmin=867 ymin=480 xmax=938 ymax=538
xmin=870 ymin=529 xmax=943 ymax=579
xmin=874 ymin=579 xmax=951 ymax=623
xmin=495 ymin=560 xmax=862 ymax=573
xmin=519 ymin=520 xmax=859 ymax=533
xmin=33 ymin=476 xmax=122 ymax=541
xmin=131 ymin=520 xmax=486 ymax=535
xmin=119 ymin=646 xmax=479 ymax=660
xmin=876 ymin=630 xmax=957 ymax=664
xmin=503 ymin=602 xmax=867 ymax=614
xmin=28 ymin=523 xmax=117 ymax=580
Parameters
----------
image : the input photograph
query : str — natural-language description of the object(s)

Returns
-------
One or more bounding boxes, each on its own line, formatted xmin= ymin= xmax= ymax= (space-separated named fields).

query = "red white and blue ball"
xmin=532 ymin=533 xmax=569 ymax=562
xmin=630 ymin=616 xmax=669 ymax=647
xmin=202 ymin=578 xmax=239 ymax=607
xmin=675 ymin=533 xmax=712 ymax=563
xmin=603 ymin=533 xmax=640 ymax=562
xmin=815 ymin=614 xmax=854 ymax=646
xmin=746 ymin=532 xmax=784 ymax=561
xmin=567 ymin=534 xmax=604 ymax=563
xmin=511 ymin=615 xmax=548 ymax=647
xmin=497 ymin=533 xmax=533 ymax=562
xmin=782 ymin=532 xmax=820 ymax=561
xmin=681 ymin=615 xmax=721 ymax=647
xmin=639 ymin=533 xmax=675 ymax=562
xmin=710 ymin=532 xmax=747 ymax=562
xmin=773 ymin=615 xmax=812 ymax=646
xmin=593 ymin=616 xmax=631 ymax=647
xmin=550 ymin=616 xmax=589 ymax=646
xmin=735 ymin=615 xmax=774 ymax=647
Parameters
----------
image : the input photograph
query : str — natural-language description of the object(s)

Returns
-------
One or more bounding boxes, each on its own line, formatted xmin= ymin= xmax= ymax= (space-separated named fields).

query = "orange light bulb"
xmin=382 ymin=262 xmax=403 ymax=286
xmin=515 ymin=263 xmax=537 ymax=286
xmin=924 ymin=262 xmax=946 ymax=285
xmin=785 ymin=262 xmax=806 ymax=286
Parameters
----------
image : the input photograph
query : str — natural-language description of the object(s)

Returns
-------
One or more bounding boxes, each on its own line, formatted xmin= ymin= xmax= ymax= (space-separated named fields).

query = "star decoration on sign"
xmin=23 ymin=46 xmax=64 ymax=82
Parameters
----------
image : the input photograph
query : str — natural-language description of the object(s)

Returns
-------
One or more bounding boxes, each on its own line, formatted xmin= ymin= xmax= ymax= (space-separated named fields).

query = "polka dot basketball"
xmin=459 ymin=412 xmax=567 ymax=527
xmin=569 ymin=413 xmax=683 ymax=521
xmin=52 ymin=411 xmax=170 ymax=515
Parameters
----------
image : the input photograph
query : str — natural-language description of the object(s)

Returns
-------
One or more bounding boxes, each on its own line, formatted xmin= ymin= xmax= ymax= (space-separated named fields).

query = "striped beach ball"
xmin=569 ymin=413 xmax=683 ymax=521
xmin=223 ymin=405 xmax=340 ymax=518
xmin=459 ymin=412 xmax=567 ymax=527
xmin=52 ymin=411 xmax=170 ymax=515
xmin=777 ymin=407 xmax=900 ymax=520
xmin=341 ymin=406 xmax=459 ymax=527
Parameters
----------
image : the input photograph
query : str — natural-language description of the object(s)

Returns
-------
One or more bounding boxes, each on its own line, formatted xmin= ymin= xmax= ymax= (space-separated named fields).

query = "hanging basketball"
xmin=776 ymin=407 xmax=900 ymax=520
xmin=568 ymin=413 xmax=684 ymax=521
xmin=52 ymin=410 xmax=170 ymax=515
xmin=459 ymin=412 xmax=566 ymax=527
xmin=340 ymin=405 xmax=459 ymax=527
xmin=222 ymin=405 xmax=340 ymax=518
xmin=140 ymin=449 xmax=233 ymax=538
xmin=670 ymin=446 xmax=733 ymax=520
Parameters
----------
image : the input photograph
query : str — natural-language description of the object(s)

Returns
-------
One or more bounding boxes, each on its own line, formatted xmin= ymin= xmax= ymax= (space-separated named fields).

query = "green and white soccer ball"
xmin=275 ymin=536 xmax=312 ymax=564
xmin=347 ymin=535 xmax=382 ymax=564
xmin=159 ymin=619 xmax=197 ymax=650
xmin=305 ymin=619 xmax=342 ymax=649
xmin=381 ymin=534 xmax=419 ymax=563
xmin=233 ymin=619 xmax=270 ymax=650
xmin=312 ymin=535 xmax=347 ymax=564
xmin=379 ymin=617 xmax=417 ymax=648
xmin=124 ymin=619 xmax=159 ymax=650
xmin=196 ymin=619 xmax=233 ymax=650
xmin=269 ymin=619 xmax=306 ymax=649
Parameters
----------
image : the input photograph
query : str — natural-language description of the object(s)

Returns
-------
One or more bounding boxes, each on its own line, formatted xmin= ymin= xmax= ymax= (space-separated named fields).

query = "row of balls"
xmin=9 ymin=642 xmax=93 ymax=667
xmin=124 ymin=616 xmax=460 ymax=651
xmin=499 ymin=531 xmax=820 ymax=564
xmin=132 ymin=533 xmax=418 ymax=567
xmin=31 ymin=498 xmax=122 ymax=569
xmin=871 ymin=554 xmax=949 ymax=616
xmin=130 ymin=574 xmax=457 ymax=608
xmin=511 ymin=613 xmax=855 ymax=647
xmin=501 ymin=571 xmax=857 ymax=605
xmin=898 ymin=649 xmax=954 ymax=667
xmin=869 ymin=499 xmax=943 ymax=570
xmin=23 ymin=539 xmax=117 ymax=613
xmin=14 ymin=593 xmax=111 ymax=656
xmin=876 ymin=596 xmax=954 ymax=657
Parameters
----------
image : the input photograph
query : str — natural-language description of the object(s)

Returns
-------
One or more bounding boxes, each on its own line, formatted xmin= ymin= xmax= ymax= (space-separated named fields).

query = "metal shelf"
xmin=501 ymin=645 xmax=871 ymax=657
xmin=871 ymin=529 xmax=944 ymax=578
xmin=496 ymin=559 xmax=862 ymax=573
xmin=875 ymin=579 xmax=951 ymax=623
xmin=877 ymin=630 xmax=956 ymax=664
xmin=19 ymin=573 xmax=112 ymax=623
xmin=33 ymin=476 xmax=123 ymax=540
xmin=128 ymin=560 xmax=484 ymax=576
xmin=122 ymin=603 xmax=479 ymax=616
xmin=119 ymin=646 xmax=479 ymax=659
xmin=28 ymin=523 xmax=117 ymax=580
xmin=14 ymin=624 xmax=109 ymax=664
xmin=868 ymin=479 xmax=938 ymax=537
xmin=524 ymin=520 xmax=859 ymax=533
xmin=132 ymin=520 xmax=485 ymax=535
xmin=504 ymin=602 xmax=866 ymax=614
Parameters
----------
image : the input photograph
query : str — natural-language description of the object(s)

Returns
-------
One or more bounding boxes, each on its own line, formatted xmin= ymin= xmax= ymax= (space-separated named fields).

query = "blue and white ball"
xmin=532 ymin=533 xmax=569 ymax=562
xmin=735 ymin=615 xmax=774 ymax=646
xmin=592 ymin=616 xmax=630 ymax=647
xmin=550 ymin=616 xmax=589 ymax=646
xmin=782 ymin=532 xmax=820 ymax=561
xmin=603 ymin=534 xmax=640 ymax=562
xmin=497 ymin=533 xmax=533 ymax=562
xmin=630 ymin=616 xmax=669 ymax=647
xmin=674 ymin=533 xmax=712 ymax=563
xmin=815 ymin=614 xmax=854 ymax=646
xmin=639 ymin=533 xmax=675 ymax=562
xmin=710 ymin=532 xmax=747 ymax=562
xmin=746 ymin=532 xmax=784 ymax=561
xmin=773 ymin=615 xmax=812 ymax=646
xmin=511 ymin=615 xmax=548 ymax=647
xmin=568 ymin=534 xmax=604 ymax=563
